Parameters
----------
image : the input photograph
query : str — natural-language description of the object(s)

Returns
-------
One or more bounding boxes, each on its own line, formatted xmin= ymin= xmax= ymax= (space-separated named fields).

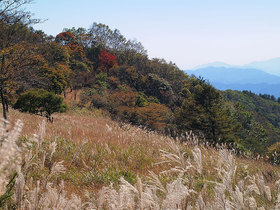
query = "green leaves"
xmin=14 ymin=89 xmax=67 ymax=120
xmin=176 ymin=78 xmax=236 ymax=144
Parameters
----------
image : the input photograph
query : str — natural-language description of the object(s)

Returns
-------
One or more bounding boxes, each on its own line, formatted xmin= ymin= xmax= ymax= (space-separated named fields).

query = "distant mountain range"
xmin=245 ymin=58 xmax=280 ymax=77
xmin=192 ymin=57 xmax=280 ymax=77
xmin=185 ymin=61 xmax=280 ymax=97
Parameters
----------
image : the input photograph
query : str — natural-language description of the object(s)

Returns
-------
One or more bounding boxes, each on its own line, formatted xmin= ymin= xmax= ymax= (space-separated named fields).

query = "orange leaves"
xmin=61 ymin=32 xmax=75 ymax=39
xmin=56 ymin=63 xmax=71 ymax=74
xmin=105 ymin=89 xmax=172 ymax=131
xmin=135 ymin=103 xmax=172 ymax=131
xmin=55 ymin=32 xmax=86 ymax=61
xmin=55 ymin=32 xmax=76 ymax=45
xmin=109 ymin=90 xmax=137 ymax=107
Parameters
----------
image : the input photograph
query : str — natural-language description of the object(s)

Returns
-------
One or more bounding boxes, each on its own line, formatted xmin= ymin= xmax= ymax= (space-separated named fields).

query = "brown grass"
xmin=1 ymin=106 xmax=280 ymax=209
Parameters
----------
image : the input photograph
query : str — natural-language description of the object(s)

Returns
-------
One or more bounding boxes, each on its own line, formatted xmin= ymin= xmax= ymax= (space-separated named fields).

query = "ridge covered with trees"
xmin=2 ymin=1 xmax=280 ymax=209
xmin=1 ymin=0 xmax=280 ymax=157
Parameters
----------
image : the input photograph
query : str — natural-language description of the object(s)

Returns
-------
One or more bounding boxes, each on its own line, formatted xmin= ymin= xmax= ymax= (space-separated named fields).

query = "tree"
xmin=63 ymin=27 xmax=88 ymax=47
xmin=88 ymin=22 xmax=146 ymax=55
xmin=14 ymin=89 xmax=67 ymax=122
xmin=0 ymin=0 xmax=40 ymax=120
xmin=98 ymin=49 xmax=117 ymax=71
xmin=38 ymin=63 xmax=71 ymax=94
xmin=0 ymin=42 xmax=44 ymax=119
xmin=55 ymin=31 xmax=86 ymax=60
xmin=55 ymin=31 xmax=90 ymax=99
xmin=40 ymin=41 xmax=70 ymax=65
xmin=39 ymin=41 xmax=71 ymax=94
xmin=135 ymin=103 xmax=172 ymax=131
xmin=176 ymin=78 xmax=236 ymax=144
xmin=0 ymin=0 xmax=33 ymax=17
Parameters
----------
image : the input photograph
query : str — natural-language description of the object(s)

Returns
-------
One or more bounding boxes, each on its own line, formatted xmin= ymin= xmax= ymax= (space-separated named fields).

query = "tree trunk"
xmin=5 ymin=98 xmax=8 ymax=112
xmin=0 ymin=87 xmax=7 ymax=120
xmin=74 ymin=90 xmax=77 ymax=101
xmin=0 ymin=55 xmax=7 ymax=120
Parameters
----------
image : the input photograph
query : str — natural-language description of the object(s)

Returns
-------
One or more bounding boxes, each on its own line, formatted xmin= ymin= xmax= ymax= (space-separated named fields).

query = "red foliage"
xmin=98 ymin=49 xmax=117 ymax=70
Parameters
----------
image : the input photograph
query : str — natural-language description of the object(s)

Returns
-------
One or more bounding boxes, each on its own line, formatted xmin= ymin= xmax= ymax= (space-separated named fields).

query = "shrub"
xmin=14 ymin=89 xmax=67 ymax=121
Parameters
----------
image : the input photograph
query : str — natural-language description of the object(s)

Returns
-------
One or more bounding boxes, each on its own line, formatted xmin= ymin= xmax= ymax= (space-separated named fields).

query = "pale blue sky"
xmin=25 ymin=0 xmax=280 ymax=69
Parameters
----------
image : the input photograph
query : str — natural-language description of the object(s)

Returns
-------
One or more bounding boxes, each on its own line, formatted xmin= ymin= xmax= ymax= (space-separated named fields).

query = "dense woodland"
xmin=1 ymin=0 xmax=280 ymax=157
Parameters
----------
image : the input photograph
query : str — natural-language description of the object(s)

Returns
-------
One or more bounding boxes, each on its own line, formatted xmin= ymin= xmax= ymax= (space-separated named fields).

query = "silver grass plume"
xmin=162 ymin=177 xmax=195 ymax=209
xmin=275 ymin=179 xmax=280 ymax=209
xmin=0 ymin=119 xmax=23 ymax=195
xmin=15 ymin=166 xmax=25 ymax=209
xmin=97 ymin=183 xmax=121 ymax=209
xmin=159 ymin=138 xmax=193 ymax=176
xmin=256 ymin=174 xmax=272 ymax=202
xmin=192 ymin=146 xmax=202 ymax=174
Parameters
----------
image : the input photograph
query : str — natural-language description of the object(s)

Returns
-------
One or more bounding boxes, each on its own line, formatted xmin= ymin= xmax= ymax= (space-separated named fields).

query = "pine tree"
xmin=176 ymin=78 xmax=236 ymax=144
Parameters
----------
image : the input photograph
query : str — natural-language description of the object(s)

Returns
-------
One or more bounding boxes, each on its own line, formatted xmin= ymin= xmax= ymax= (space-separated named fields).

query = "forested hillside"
xmin=223 ymin=90 xmax=280 ymax=154
xmin=1 ymin=0 xmax=280 ymax=157
xmin=2 ymin=1 xmax=280 ymax=209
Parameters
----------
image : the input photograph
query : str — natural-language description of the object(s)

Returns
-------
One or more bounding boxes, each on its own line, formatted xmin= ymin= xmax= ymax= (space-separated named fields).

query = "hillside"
xmin=1 ymin=3 xmax=280 ymax=157
xmin=1 ymin=107 xmax=280 ymax=209
xmin=2 ymin=1 xmax=280 ymax=208
xmin=223 ymin=90 xmax=280 ymax=153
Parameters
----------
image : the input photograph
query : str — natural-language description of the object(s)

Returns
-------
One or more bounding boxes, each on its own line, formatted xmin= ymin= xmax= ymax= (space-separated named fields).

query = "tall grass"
xmin=1 ymin=108 xmax=280 ymax=209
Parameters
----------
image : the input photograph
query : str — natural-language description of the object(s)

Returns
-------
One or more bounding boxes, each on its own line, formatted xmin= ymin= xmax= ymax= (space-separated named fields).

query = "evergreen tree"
xmin=14 ymin=89 xmax=67 ymax=122
xmin=176 ymin=78 xmax=236 ymax=144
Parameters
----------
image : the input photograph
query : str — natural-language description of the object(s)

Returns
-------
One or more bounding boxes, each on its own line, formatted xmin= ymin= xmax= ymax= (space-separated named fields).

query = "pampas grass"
xmin=0 ymin=119 xmax=23 ymax=195
xmin=1 ymin=108 xmax=280 ymax=209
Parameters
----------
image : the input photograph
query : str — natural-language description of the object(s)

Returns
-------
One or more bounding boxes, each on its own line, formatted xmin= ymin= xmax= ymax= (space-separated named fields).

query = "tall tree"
xmin=0 ymin=0 xmax=39 ymax=120
xmin=0 ymin=42 xmax=44 ymax=119
xmin=0 ymin=0 xmax=32 ymax=17
xmin=176 ymin=78 xmax=236 ymax=144
xmin=55 ymin=31 xmax=90 ymax=99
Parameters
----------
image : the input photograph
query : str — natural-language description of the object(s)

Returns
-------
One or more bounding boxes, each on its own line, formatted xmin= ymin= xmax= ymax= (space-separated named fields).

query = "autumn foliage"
xmin=0 ymin=9 xmax=277 ymax=157
xmin=98 ymin=49 xmax=117 ymax=70
xmin=55 ymin=32 xmax=86 ymax=60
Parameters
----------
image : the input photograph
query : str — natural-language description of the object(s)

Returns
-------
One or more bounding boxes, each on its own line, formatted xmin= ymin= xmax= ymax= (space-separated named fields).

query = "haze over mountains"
xmin=192 ymin=57 xmax=280 ymax=76
xmin=185 ymin=58 xmax=280 ymax=97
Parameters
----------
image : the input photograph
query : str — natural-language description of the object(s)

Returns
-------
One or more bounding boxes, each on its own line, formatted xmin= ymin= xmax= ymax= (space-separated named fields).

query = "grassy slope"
xmin=1 ymin=104 xmax=280 ymax=209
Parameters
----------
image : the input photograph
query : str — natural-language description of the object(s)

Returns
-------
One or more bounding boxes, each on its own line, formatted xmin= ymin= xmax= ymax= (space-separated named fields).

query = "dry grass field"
xmin=1 ymin=106 xmax=280 ymax=209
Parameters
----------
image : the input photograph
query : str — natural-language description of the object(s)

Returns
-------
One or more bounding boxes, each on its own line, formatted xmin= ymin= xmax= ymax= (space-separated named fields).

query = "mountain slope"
xmin=1 ymin=107 xmax=280 ymax=209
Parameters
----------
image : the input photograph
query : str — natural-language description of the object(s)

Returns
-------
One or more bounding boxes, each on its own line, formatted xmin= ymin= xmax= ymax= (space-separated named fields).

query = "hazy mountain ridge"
xmin=246 ymin=57 xmax=280 ymax=76
xmin=186 ymin=67 xmax=280 ymax=84
xmin=185 ymin=64 xmax=280 ymax=97
xmin=191 ymin=57 xmax=280 ymax=76
xmin=215 ymin=83 xmax=280 ymax=98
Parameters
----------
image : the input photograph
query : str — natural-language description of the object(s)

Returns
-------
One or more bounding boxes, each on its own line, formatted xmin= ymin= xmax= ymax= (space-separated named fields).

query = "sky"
xmin=25 ymin=0 xmax=280 ymax=70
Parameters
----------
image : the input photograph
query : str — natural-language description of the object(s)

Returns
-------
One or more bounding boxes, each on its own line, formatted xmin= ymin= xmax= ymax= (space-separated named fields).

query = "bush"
xmin=14 ymin=89 xmax=67 ymax=121
xmin=267 ymin=142 xmax=280 ymax=165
